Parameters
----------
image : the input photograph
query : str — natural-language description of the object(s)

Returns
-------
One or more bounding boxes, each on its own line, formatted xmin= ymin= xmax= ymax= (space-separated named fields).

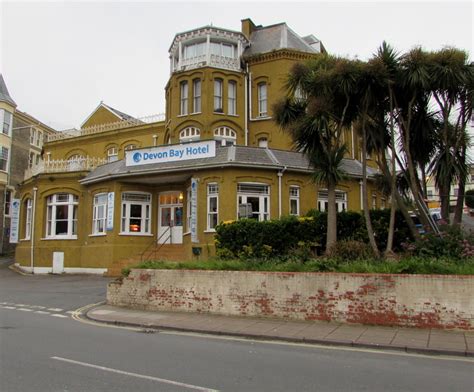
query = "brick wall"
xmin=108 ymin=270 xmax=474 ymax=330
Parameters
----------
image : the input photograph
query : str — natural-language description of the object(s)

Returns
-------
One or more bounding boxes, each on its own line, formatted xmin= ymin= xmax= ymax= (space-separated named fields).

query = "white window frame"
xmin=237 ymin=183 xmax=270 ymax=221
xmin=180 ymin=81 xmax=188 ymax=115
xmin=257 ymin=82 xmax=268 ymax=117
xmin=258 ymin=137 xmax=268 ymax=148
xmin=317 ymin=190 xmax=347 ymax=212
xmin=124 ymin=144 xmax=137 ymax=151
xmin=179 ymin=127 xmax=201 ymax=142
xmin=1 ymin=110 xmax=12 ymax=136
xmin=92 ymin=193 xmax=108 ymax=235
xmin=289 ymin=186 xmax=300 ymax=216
xmin=193 ymin=79 xmax=201 ymax=113
xmin=46 ymin=193 xmax=79 ymax=239
xmin=214 ymin=79 xmax=223 ymax=112
xmin=0 ymin=147 xmax=9 ymax=172
xmin=228 ymin=80 xmax=237 ymax=115
xmin=107 ymin=147 xmax=118 ymax=162
xmin=120 ymin=192 xmax=152 ymax=235
xmin=372 ymin=194 xmax=377 ymax=209
xmin=214 ymin=126 xmax=236 ymax=145
xmin=24 ymin=198 xmax=32 ymax=240
xmin=207 ymin=183 xmax=219 ymax=231
xmin=30 ymin=127 xmax=36 ymax=144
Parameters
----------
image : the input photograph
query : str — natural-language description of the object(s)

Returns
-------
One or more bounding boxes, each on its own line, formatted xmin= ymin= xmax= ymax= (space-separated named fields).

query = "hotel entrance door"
xmin=158 ymin=192 xmax=183 ymax=244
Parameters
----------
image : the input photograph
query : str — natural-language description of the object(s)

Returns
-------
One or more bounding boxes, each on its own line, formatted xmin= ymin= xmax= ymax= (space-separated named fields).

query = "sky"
xmin=0 ymin=1 xmax=472 ymax=130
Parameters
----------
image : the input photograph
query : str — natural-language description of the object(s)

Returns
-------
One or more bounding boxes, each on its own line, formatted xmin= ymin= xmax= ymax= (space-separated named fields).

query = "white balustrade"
xmin=24 ymin=156 xmax=108 ymax=180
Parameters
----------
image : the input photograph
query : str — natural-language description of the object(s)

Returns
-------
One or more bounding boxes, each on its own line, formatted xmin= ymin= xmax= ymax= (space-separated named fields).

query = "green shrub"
xmin=327 ymin=240 xmax=374 ymax=261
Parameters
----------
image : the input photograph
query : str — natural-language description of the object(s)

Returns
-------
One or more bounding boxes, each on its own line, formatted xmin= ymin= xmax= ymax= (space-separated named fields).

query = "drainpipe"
xmin=245 ymin=63 xmax=250 ymax=146
xmin=359 ymin=180 xmax=363 ymax=211
xmin=31 ymin=186 xmax=38 ymax=274
xmin=278 ymin=167 xmax=287 ymax=218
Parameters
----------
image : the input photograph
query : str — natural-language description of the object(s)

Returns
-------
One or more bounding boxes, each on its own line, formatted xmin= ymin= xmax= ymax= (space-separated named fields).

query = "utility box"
xmin=52 ymin=252 xmax=64 ymax=274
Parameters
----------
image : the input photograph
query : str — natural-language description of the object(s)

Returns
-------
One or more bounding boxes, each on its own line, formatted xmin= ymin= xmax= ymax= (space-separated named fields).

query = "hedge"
xmin=215 ymin=209 xmax=413 ymax=258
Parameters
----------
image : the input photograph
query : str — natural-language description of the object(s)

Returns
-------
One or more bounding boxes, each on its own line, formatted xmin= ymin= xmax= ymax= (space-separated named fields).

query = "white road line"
xmin=18 ymin=308 xmax=33 ymax=312
xmin=30 ymin=305 xmax=46 ymax=309
xmin=66 ymin=311 xmax=75 ymax=314
xmin=16 ymin=304 xmax=27 ymax=307
xmin=3 ymin=306 xmax=16 ymax=309
xmin=47 ymin=308 xmax=63 ymax=312
xmin=35 ymin=311 xmax=51 ymax=315
xmin=50 ymin=314 xmax=68 ymax=318
xmin=51 ymin=356 xmax=218 ymax=392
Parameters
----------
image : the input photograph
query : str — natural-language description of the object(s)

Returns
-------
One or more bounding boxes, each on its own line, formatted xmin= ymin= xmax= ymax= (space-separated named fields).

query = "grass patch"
xmin=122 ymin=256 xmax=474 ymax=276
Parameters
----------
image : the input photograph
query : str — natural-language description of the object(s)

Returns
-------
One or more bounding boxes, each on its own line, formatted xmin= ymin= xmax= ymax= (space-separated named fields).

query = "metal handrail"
xmin=140 ymin=225 xmax=172 ymax=262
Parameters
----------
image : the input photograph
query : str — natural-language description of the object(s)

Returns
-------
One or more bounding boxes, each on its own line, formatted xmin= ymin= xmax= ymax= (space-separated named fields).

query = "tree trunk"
xmin=325 ymin=180 xmax=337 ymax=253
xmin=453 ymin=144 xmax=467 ymax=226
xmin=361 ymin=125 xmax=380 ymax=258
xmin=421 ymin=166 xmax=428 ymax=199
xmin=439 ymin=181 xmax=451 ymax=223
xmin=385 ymin=90 xmax=397 ymax=255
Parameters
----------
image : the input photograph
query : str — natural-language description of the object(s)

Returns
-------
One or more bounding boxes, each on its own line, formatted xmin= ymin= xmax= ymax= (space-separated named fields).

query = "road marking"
xmin=51 ymin=314 xmax=68 ymax=318
xmin=3 ymin=306 xmax=16 ymax=309
xmin=51 ymin=356 xmax=218 ymax=391
xmin=18 ymin=308 xmax=33 ymax=312
xmin=66 ymin=311 xmax=75 ymax=314
xmin=47 ymin=308 xmax=63 ymax=312
xmin=30 ymin=305 xmax=46 ymax=309
xmin=35 ymin=311 xmax=51 ymax=315
xmin=16 ymin=304 xmax=27 ymax=307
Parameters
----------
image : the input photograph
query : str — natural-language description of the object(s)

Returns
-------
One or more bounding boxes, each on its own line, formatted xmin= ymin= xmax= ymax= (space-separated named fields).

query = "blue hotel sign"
xmin=125 ymin=141 xmax=216 ymax=167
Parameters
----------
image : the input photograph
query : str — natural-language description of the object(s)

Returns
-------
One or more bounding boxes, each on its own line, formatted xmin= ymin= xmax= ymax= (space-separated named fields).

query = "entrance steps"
xmin=105 ymin=244 xmax=187 ymax=277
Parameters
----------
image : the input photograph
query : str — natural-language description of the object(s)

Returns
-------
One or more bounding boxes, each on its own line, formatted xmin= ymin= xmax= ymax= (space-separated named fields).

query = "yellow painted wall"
xmin=82 ymin=105 xmax=123 ymax=128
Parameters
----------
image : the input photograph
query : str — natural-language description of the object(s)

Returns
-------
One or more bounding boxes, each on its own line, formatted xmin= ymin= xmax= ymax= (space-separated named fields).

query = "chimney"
xmin=241 ymin=18 xmax=257 ymax=39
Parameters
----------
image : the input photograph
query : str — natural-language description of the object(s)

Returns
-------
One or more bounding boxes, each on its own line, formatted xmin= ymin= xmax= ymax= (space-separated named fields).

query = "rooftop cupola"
xmin=169 ymin=26 xmax=249 ymax=73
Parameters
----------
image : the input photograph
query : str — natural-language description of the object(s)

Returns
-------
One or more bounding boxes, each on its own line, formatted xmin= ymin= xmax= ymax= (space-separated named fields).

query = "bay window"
xmin=193 ymin=79 xmax=201 ymax=113
xmin=228 ymin=80 xmax=236 ymax=115
xmin=207 ymin=183 xmax=219 ymax=230
xmin=46 ymin=193 xmax=78 ymax=239
xmin=121 ymin=192 xmax=151 ymax=235
xmin=92 ymin=193 xmax=108 ymax=234
xmin=237 ymin=183 xmax=270 ymax=221
xmin=214 ymin=79 xmax=223 ymax=112
xmin=180 ymin=81 xmax=188 ymax=115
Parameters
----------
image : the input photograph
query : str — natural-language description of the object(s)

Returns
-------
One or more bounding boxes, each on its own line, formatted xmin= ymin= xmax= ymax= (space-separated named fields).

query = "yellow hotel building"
xmin=14 ymin=19 xmax=382 ymax=274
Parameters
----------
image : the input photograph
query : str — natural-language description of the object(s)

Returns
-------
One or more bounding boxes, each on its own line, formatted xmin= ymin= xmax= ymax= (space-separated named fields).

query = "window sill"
xmin=20 ymin=238 xmax=31 ymax=242
xmin=190 ymin=112 xmax=202 ymax=115
xmin=89 ymin=233 xmax=107 ymax=237
xmin=183 ymin=231 xmax=191 ymax=236
xmin=204 ymin=229 xmax=216 ymax=233
xmin=227 ymin=114 xmax=238 ymax=117
xmin=119 ymin=233 xmax=153 ymax=237
xmin=41 ymin=236 xmax=78 ymax=241
xmin=213 ymin=111 xmax=226 ymax=115
xmin=177 ymin=114 xmax=188 ymax=118
xmin=251 ymin=116 xmax=272 ymax=121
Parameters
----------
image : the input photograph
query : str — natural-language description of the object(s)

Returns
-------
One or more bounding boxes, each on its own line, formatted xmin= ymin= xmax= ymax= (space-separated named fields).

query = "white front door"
xmin=158 ymin=192 xmax=183 ymax=244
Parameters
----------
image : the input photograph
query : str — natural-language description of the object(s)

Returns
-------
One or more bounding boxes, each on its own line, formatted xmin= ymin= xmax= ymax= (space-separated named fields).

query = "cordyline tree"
xmin=274 ymin=55 xmax=360 ymax=252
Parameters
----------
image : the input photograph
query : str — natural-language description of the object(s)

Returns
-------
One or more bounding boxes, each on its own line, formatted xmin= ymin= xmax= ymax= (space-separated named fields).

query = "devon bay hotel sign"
xmin=125 ymin=140 xmax=216 ymax=167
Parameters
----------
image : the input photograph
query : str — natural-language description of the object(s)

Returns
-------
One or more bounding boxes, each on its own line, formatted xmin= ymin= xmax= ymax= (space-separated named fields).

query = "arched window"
xmin=24 ymin=198 xmax=32 ymax=240
xmin=124 ymin=144 xmax=137 ymax=152
xmin=214 ymin=126 xmax=236 ymax=145
xmin=179 ymin=127 xmax=201 ymax=142
xmin=107 ymin=147 xmax=118 ymax=162
xmin=258 ymin=137 xmax=268 ymax=148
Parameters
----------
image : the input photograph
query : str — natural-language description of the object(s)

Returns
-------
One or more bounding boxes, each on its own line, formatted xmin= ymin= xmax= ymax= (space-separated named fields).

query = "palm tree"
xmin=274 ymin=55 xmax=359 ymax=251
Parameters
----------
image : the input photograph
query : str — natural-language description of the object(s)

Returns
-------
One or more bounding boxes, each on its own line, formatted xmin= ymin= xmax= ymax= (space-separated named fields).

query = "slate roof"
xmin=0 ymin=74 xmax=16 ymax=107
xmin=101 ymin=103 xmax=137 ymax=122
xmin=244 ymin=23 xmax=319 ymax=57
xmin=81 ymin=144 xmax=378 ymax=185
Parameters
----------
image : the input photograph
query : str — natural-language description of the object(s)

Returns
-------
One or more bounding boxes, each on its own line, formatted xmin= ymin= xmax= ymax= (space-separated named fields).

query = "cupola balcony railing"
xmin=24 ymin=156 xmax=108 ymax=180
xmin=175 ymin=54 xmax=241 ymax=72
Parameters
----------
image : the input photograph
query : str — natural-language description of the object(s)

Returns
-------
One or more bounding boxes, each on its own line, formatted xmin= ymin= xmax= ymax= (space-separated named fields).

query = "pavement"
xmin=87 ymin=304 xmax=474 ymax=358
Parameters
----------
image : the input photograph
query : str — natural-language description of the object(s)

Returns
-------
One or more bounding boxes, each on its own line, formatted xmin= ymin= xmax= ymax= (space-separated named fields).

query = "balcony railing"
xmin=48 ymin=113 xmax=166 ymax=142
xmin=24 ymin=156 xmax=108 ymax=180
xmin=174 ymin=54 xmax=241 ymax=72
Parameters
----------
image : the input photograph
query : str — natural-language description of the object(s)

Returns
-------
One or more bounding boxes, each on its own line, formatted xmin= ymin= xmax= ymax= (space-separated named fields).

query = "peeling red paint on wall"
xmin=108 ymin=270 xmax=473 ymax=330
